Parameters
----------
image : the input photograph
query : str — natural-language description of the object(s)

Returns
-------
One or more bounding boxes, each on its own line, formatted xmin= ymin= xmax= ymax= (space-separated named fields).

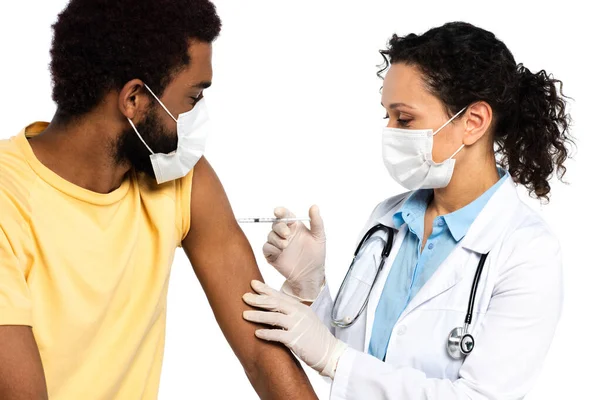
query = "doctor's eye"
xmin=383 ymin=113 xmax=389 ymax=119
xmin=397 ymin=118 xmax=411 ymax=127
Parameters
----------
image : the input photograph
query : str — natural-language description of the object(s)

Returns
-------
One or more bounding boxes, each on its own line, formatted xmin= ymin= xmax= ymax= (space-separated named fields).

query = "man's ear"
xmin=118 ymin=79 xmax=150 ymax=122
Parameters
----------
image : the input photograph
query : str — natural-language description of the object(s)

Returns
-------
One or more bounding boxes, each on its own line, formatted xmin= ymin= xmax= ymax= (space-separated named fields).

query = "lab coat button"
xmin=397 ymin=325 xmax=407 ymax=335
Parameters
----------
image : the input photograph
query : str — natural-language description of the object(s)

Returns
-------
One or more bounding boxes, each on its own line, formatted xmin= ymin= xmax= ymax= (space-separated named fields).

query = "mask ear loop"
xmin=432 ymin=106 xmax=468 ymax=160
xmin=449 ymin=143 xmax=465 ymax=159
xmin=126 ymin=83 xmax=180 ymax=156
xmin=143 ymin=84 xmax=178 ymax=123
xmin=127 ymin=118 xmax=155 ymax=155
xmin=432 ymin=106 xmax=468 ymax=136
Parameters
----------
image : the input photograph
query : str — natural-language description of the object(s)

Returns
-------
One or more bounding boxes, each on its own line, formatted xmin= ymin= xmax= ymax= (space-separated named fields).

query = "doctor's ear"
xmin=462 ymin=101 xmax=493 ymax=146
xmin=118 ymin=79 xmax=151 ymax=121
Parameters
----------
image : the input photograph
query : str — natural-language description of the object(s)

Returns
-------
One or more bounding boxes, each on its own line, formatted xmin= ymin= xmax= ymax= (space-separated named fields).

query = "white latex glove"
xmin=263 ymin=205 xmax=326 ymax=302
xmin=242 ymin=280 xmax=348 ymax=379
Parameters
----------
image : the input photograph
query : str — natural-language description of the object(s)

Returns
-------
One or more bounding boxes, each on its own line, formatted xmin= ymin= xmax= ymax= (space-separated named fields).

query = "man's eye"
xmin=190 ymin=92 xmax=204 ymax=105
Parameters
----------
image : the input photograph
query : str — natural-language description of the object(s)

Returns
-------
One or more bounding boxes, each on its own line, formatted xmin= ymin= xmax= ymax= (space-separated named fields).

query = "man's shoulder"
xmin=0 ymin=135 xmax=21 ymax=160
xmin=0 ymin=134 xmax=36 ymax=213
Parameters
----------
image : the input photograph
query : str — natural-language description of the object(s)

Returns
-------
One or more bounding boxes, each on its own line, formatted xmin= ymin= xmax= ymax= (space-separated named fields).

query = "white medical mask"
xmin=127 ymin=84 xmax=210 ymax=184
xmin=382 ymin=107 xmax=466 ymax=190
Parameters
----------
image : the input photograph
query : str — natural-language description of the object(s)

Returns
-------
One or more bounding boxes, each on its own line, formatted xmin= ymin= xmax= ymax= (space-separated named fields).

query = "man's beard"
xmin=113 ymin=106 xmax=178 ymax=179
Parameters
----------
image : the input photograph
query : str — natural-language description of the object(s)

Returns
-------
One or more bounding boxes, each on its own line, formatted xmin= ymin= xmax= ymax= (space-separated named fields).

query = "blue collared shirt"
xmin=368 ymin=168 xmax=508 ymax=360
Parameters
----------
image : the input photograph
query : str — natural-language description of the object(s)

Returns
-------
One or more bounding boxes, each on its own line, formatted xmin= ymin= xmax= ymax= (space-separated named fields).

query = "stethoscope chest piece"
xmin=447 ymin=326 xmax=475 ymax=359
xmin=446 ymin=251 xmax=489 ymax=359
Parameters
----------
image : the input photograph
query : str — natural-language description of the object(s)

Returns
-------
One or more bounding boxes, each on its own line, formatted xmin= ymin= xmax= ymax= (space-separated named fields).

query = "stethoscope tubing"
xmin=333 ymin=222 xmax=491 ymax=359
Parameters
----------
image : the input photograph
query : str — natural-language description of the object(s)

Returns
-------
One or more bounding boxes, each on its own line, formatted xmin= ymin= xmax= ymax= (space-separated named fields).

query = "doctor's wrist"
xmin=320 ymin=340 xmax=348 ymax=379
xmin=281 ymin=277 xmax=326 ymax=303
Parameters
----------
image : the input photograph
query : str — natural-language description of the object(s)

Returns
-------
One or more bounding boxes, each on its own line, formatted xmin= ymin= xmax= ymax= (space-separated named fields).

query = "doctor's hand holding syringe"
xmin=240 ymin=206 xmax=349 ymax=379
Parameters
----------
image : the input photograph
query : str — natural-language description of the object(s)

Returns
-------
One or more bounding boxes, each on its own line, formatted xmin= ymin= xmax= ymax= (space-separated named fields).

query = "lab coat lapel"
xmin=396 ymin=177 xmax=522 ymax=321
xmin=397 ymin=246 xmax=471 ymax=321
xmin=460 ymin=175 xmax=521 ymax=254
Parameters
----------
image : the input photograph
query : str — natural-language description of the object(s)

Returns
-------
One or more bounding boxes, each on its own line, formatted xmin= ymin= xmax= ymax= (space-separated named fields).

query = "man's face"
xmin=115 ymin=40 xmax=213 ymax=178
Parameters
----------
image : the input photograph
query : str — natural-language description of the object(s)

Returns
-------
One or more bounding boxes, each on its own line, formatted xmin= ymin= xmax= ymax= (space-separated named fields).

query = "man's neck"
xmin=28 ymin=113 xmax=131 ymax=194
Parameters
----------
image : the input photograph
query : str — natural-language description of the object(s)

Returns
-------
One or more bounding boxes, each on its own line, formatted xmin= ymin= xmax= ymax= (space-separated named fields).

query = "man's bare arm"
xmin=182 ymin=158 xmax=317 ymax=400
xmin=0 ymin=326 xmax=48 ymax=400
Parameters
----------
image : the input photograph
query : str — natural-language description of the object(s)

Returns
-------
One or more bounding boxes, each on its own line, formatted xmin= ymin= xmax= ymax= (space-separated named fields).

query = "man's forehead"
xmin=171 ymin=41 xmax=213 ymax=88
xmin=188 ymin=40 xmax=213 ymax=63
xmin=187 ymin=42 xmax=213 ymax=75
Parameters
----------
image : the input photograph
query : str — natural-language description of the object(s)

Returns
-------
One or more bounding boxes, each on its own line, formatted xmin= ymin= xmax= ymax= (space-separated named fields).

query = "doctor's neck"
xmin=429 ymin=150 xmax=500 ymax=216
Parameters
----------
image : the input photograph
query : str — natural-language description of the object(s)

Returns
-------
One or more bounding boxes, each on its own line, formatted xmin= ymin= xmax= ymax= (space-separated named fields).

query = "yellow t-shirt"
xmin=0 ymin=122 xmax=193 ymax=399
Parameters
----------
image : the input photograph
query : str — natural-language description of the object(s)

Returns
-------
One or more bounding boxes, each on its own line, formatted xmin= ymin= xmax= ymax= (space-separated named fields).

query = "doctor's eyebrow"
xmin=381 ymin=102 xmax=415 ymax=109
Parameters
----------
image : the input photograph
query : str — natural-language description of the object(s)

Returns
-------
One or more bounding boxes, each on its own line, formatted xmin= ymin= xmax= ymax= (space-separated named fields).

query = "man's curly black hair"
xmin=378 ymin=22 xmax=573 ymax=201
xmin=50 ymin=0 xmax=221 ymax=122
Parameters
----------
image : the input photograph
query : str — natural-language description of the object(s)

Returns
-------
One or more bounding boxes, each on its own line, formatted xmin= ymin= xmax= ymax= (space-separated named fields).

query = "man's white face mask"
xmin=127 ymin=84 xmax=211 ymax=184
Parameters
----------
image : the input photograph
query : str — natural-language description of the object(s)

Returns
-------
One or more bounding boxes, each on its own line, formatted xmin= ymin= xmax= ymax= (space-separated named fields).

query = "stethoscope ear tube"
xmin=353 ymin=224 xmax=394 ymax=257
xmin=336 ymin=222 xmax=491 ymax=360
xmin=447 ymin=251 xmax=490 ymax=359
xmin=464 ymin=252 xmax=489 ymax=325
xmin=332 ymin=224 xmax=396 ymax=328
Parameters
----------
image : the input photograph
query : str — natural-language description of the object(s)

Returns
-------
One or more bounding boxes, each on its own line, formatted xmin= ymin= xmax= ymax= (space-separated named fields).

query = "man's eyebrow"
xmin=192 ymin=81 xmax=212 ymax=89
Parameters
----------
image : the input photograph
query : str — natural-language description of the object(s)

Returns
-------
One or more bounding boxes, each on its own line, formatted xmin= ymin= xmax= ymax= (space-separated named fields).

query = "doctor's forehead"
xmin=381 ymin=63 xmax=431 ymax=109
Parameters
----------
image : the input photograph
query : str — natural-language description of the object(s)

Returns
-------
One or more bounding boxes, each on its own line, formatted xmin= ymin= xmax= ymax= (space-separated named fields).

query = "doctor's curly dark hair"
xmin=378 ymin=22 xmax=573 ymax=201
xmin=50 ymin=0 xmax=221 ymax=122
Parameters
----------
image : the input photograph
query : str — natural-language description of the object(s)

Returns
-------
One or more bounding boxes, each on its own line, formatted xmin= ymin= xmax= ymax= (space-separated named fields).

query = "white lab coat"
xmin=312 ymin=176 xmax=563 ymax=400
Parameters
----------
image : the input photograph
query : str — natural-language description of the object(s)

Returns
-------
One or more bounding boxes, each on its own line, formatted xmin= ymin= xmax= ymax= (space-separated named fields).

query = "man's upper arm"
xmin=181 ymin=157 xmax=316 ymax=399
xmin=180 ymin=158 xmax=260 ymax=339
xmin=0 ymin=204 xmax=48 ymax=399
xmin=0 ymin=326 xmax=48 ymax=400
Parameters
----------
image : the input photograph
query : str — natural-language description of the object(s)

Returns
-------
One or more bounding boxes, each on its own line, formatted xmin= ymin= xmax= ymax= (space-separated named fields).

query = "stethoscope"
xmin=331 ymin=223 xmax=490 ymax=360
xmin=446 ymin=252 xmax=489 ymax=359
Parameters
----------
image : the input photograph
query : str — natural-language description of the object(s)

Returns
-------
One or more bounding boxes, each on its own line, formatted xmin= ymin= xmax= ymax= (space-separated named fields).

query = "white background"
xmin=0 ymin=0 xmax=597 ymax=398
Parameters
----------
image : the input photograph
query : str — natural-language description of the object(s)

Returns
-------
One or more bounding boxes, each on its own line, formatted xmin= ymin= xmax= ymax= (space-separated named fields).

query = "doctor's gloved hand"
xmin=263 ymin=205 xmax=326 ymax=302
xmin=243 ymin=280 xmax=348 ymax=379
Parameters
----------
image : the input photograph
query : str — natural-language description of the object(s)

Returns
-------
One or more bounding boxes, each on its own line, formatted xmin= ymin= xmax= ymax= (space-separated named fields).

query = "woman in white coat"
xmin=242 ymin=22 xmax=572 ymax=399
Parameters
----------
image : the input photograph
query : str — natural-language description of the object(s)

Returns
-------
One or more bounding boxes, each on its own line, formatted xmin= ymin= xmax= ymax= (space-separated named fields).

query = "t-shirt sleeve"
xmin=0 ymin=222 xmax=32 ymax=326
xmin=175 ymin=168 xmax=194 ymax=246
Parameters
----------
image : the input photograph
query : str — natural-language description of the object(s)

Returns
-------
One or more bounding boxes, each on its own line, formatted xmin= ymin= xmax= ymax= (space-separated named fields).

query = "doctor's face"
xmin=381 ymin=63 xmax=466 ymax=164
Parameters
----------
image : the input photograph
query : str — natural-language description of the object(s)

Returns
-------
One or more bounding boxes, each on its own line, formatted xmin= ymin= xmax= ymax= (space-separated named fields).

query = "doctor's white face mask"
xmin=382 ymin=107 xmax=466 ymax=190
xmin=127 ymin=84 xmax=210 ymax=184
